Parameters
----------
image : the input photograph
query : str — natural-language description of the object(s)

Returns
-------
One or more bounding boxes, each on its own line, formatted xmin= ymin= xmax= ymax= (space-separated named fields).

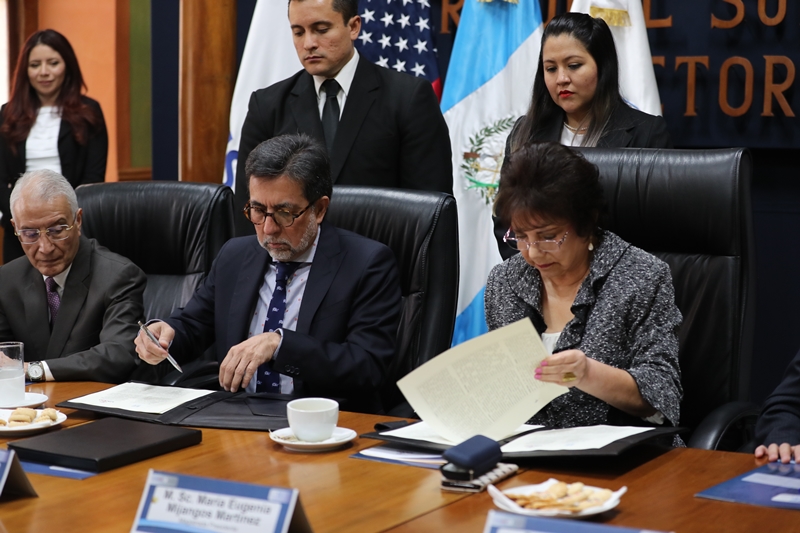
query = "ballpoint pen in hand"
xmin=138 ymin=321 xmax=183 ymax=373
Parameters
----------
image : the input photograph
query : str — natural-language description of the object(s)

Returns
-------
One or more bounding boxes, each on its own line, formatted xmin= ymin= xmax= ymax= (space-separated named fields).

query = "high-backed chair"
xmin=326 ymin=186 xmax=459 ymax=411
xmin=576 ymin=147 xmax=756 ymax=449
xmin=76 ymin=182 xmax=235 ymax=321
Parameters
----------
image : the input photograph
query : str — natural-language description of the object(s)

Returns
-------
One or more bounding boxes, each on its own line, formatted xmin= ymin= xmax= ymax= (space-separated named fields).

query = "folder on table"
xmin=8 ymin=417 xmax=202 ymax=472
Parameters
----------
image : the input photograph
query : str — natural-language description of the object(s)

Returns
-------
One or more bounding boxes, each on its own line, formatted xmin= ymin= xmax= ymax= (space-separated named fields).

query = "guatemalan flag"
xmin=441 ymin=0 xmax=544 ymax=345
xmin=223 ymin=0 xmax=441 ymax=188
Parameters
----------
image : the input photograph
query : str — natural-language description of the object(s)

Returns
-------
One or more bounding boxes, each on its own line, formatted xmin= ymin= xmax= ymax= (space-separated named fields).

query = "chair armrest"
xmin=158 ymin=359 xmax=220 ymax=388
xmin=688 ymin=401 xmax=760 ymax=450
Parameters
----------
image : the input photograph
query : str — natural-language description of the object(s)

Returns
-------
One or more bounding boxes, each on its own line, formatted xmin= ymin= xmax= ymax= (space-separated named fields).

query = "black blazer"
xmin=0 ymin=96 xmax=108 ymax=262
xmin=164 ymin=223 xmax=402 ymax=414
xmin=494 ymin=104 xmax=673 ymax=259
xmin=233 ymin=55 xmax=453 ymax=236
xmin=756 ymin=347 xmax=800 ymax=447
xmin=0 ymin=237 xmax=145 ymax=383
xmin=533 ymin=103 xmax=673 ymax=149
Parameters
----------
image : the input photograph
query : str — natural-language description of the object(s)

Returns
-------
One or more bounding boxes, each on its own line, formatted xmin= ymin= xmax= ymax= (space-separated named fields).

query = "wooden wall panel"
xmin=179 ymin=0 xmax=235 ymax=183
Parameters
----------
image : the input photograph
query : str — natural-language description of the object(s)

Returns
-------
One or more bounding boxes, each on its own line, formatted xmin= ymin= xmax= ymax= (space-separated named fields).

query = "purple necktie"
xmin=46 ymin=277 xmax=60 ymax=327
xmin=256 ymin=262 xmax=301 ymax=392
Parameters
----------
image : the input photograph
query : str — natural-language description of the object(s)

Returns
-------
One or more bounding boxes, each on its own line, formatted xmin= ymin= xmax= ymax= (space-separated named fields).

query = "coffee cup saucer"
xmin=270 ymin=427 xmax=357 ymax=452
xmin=0 ymin=392 xmax=49 ymax=409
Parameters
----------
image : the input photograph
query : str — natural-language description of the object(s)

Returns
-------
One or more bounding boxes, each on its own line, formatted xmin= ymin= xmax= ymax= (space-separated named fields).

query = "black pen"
xmin=138 ymin=321 xmax=183 ymax=373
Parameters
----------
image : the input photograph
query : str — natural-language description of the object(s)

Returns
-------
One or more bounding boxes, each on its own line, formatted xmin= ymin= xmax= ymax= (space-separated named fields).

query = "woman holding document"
xmin=485 ymin=142 xmax=682 ymax=432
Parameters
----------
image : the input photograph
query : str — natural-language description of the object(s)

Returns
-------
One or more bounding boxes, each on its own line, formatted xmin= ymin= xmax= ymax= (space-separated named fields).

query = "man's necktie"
xmin=321 ymin=79 xmax=341 ymax=153
xmin=46 ymin=277 xmax=60 ymax=327
xmin=256 ymin=262 xmax=301 ymax=392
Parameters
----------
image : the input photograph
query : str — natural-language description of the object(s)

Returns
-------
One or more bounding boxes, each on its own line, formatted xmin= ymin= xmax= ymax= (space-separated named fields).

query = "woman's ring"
xmin=562 ymin=372 xmax=577 ymax=382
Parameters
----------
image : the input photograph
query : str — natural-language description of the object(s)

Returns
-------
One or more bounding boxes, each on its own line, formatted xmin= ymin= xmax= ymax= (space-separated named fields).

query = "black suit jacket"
xmin=756 ymin=347 xmax=800 ymax=447
xmin=0 ymin=96 xmax=108 ymax=262
xmin=233 ymin=56 xmax=453 ymax=236
xmin=0 ymin=237 xmax=145 ymax=382
xmin=164 ymin=223 xmax=402 ymax=413
xmin=534 ymin=103 xmax=673 ymax=149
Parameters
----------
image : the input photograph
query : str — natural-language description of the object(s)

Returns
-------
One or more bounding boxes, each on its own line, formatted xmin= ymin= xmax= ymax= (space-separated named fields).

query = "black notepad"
xmin=8 ymin=417 xmax=202 ymax=472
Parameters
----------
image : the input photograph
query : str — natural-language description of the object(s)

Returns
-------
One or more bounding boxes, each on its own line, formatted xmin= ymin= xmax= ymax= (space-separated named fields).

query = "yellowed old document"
xmin=397 ymin=319 xmax=567 ymax=443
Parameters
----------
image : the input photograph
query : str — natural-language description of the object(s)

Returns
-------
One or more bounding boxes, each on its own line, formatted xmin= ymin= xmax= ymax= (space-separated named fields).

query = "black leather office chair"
xmin=576 ymin=148 xmax=757 ymax=450
xmin=326 ymin=186 xmax=459 ymax=412
xmin=76 ymin=181 xmax=235 ymax=381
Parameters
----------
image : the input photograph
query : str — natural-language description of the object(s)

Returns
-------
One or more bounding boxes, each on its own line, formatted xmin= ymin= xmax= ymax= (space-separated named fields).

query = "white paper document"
xmin=382 ymin=420 xmax=543 ymax=446
xmin=397 ymin=319 xmax=567 ymax=443
xmin=358 ymin=446 xmax=445 ymax=465
xmin=68 ymin=382 xmax=215 ymax=414
xmin=500 ymin=425 xmax=654 ymax=453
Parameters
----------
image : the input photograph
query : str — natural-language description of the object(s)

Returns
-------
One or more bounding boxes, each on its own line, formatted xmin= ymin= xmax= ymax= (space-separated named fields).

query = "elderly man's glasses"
xmin=15 ymin=224 xmax=76 ymax=244
xmin=504 ymin=229 xmax=569 ymax=252
xmin=244 ymin=202 xmax=312 ymax=228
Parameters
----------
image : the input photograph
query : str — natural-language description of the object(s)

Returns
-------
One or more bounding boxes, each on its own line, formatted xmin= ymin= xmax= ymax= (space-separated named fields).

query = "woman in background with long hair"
xmin=0 ymin=29 xmax=107 ymax=262
xmin=509 ymin=12 xmax=672 ymax=150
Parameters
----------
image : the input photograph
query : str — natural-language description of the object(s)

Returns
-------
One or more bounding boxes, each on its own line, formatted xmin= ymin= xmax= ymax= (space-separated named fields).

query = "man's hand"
xmin=755 ymin=443 xmax=800 ymax=464
xmin=135 ymin=321 xmax=174 ymax=365
xmin=219 ymin=332 xmax=282 ymax=392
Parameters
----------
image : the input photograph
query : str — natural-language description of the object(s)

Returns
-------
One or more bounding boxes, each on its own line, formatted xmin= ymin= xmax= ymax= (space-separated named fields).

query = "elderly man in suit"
xmin=0 ymin=169 xmax=145 ymax=383
xmin=136 ymin=134 xmax=401 ymax=414
xmin=232 ymin=0 xmax=452 ymax=236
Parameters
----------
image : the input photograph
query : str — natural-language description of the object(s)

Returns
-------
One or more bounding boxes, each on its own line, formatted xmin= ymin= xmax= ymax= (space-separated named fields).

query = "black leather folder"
xmin=8 ymin=417 xmax=202 ymax=472
xmin=361 ymin=422 xmax=683 ymax=458
xmin=57 ymin=391 xmax=293 ymax=431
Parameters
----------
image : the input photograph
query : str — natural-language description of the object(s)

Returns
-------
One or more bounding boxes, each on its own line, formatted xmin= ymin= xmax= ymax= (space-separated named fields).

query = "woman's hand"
xmin=535 ymin=349 xmax=657 ymax=418
xmin=535 ymin=349 xmax=590 ymax=388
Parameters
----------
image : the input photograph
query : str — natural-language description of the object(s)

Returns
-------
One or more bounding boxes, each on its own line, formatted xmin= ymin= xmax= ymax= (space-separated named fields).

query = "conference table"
xmin=0 ymin=382 xmax=796 ymax=532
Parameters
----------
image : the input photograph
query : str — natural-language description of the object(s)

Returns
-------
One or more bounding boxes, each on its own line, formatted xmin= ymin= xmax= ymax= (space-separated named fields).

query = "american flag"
xmin=354 ymin=0 xmax=442 ymax=98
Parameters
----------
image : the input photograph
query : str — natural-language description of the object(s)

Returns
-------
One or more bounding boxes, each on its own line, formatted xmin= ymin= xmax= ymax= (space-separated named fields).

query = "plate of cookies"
xmin=0 ymin=407 xmax=66 ymax=436
xmin=488 ymin=478 xmax=627 ymax=518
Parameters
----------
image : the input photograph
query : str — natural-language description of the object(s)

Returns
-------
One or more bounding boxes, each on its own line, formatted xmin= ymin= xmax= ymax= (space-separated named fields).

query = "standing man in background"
xmin=233 ymin=0 xmax=452 ymax=236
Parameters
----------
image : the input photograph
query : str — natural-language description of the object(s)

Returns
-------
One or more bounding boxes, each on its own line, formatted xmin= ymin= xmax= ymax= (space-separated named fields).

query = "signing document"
xmin=397 ymin=319 xmax=567 ymax=443
xmin=67 ymin=383 xmax=214 ymax=414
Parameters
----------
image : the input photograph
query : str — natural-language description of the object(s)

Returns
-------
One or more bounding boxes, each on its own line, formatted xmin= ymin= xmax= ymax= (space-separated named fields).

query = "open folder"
xmin=57 ymin=383 xmax=294 ymax=431
xmin=373 ymin=319 xmax=681 ymax=457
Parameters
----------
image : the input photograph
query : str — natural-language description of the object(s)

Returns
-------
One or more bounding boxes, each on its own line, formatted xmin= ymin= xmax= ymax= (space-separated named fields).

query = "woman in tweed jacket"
xmin=486 ymin=142 xmax=682 ymax=430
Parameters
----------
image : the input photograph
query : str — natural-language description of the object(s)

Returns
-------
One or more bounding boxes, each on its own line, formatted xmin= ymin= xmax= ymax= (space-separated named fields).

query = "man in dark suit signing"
xmin=136 ymin=134 xmax=401 ymax=414
xmin=233 ymin=0 xmax=452 ymax=236
xmin=0 ymin=169 xmax=145 ymax=383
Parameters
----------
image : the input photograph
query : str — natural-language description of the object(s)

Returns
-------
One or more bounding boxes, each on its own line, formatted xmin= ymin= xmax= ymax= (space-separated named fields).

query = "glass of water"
xmin=0 ymin=342 xmax=24 ymax=406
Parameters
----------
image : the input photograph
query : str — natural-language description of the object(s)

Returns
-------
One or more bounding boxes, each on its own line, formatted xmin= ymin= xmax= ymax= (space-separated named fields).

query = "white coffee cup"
xmin=0 ymin=342 xmax=24 ymax=406
xmin=286 ymin=398 xmax=339 ymax=442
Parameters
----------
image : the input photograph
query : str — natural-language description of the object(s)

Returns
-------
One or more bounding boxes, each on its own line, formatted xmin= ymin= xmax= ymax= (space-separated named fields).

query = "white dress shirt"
xmin=26 ymin=106 xmax=62 ymax=174
xmin=244 ymin=231 xmax=320 ymax=393
xmin=313 ymin=50 xmax=360 ymax=120
xmin=38 ymin=264 xmax=72 ymax=381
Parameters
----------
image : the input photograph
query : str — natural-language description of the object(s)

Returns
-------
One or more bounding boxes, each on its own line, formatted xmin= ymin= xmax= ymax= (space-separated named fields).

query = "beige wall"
xmin=38 ymin=0 xmax=118 ymax=181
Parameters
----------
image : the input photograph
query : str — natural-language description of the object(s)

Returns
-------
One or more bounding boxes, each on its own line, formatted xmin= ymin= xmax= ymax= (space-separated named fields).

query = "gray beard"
xmin=260 ymin=217 xmax=318 ymax=262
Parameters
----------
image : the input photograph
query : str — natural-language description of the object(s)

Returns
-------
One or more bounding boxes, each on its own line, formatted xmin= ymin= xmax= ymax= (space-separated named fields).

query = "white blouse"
xmin=560 ymin=123 xmax=586 ymax=147
xmin=541 ymin=331 xmax=561 ymax=355
xmin=25 ymin=106 xmax=62 ymax=174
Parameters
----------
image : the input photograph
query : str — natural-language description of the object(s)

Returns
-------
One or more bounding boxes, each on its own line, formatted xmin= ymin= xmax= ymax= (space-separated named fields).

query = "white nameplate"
xmin=0 ymin=448 xmax=37 ymax=500
xmin=131 ymin=470 xmax=312 ymax=533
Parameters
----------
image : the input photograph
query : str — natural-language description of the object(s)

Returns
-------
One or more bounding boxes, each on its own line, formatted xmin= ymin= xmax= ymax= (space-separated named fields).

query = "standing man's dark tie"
xmin=321 ymin=79 xmax=341 ymax=153
xmin=45 ymin=277 xmax=60 ymax=328
xmin=256 ymin=262 xmax=301 ymax=392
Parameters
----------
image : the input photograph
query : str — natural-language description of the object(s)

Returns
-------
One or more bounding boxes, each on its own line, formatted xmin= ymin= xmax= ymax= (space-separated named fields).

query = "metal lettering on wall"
xmin=648 ymin=0 xmax=797 ymax=147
